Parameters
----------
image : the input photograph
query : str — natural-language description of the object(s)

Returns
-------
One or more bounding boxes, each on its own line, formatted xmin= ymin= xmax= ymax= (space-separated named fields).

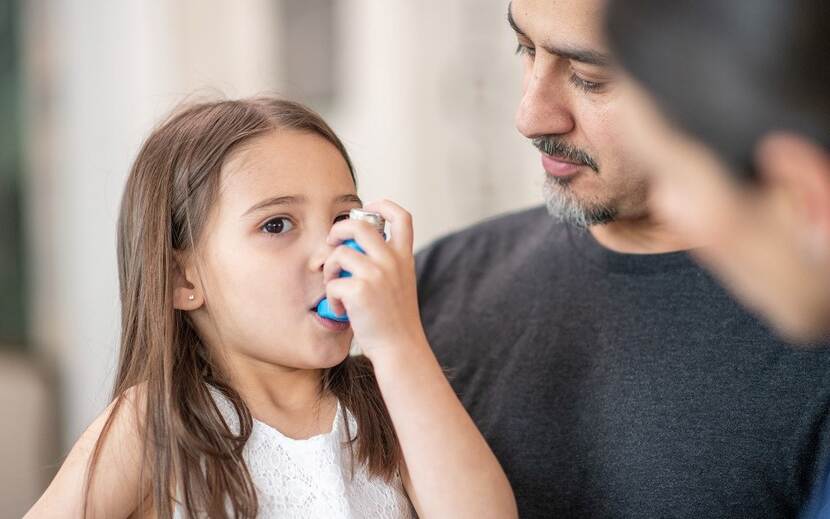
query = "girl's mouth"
xmin=311 ymin=311 xmax=351 ymax=332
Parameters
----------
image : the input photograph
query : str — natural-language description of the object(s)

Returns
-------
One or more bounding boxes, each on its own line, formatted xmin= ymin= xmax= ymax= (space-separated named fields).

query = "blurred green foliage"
xmin=0 ymin=0 xmax=26 ymax=348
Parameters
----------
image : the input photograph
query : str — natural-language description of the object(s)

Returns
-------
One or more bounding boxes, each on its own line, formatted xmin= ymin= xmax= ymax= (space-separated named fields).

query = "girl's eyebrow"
xmin=338 ymin=194 xmax=363 ymax=205
xmin=242 ymin=194 xmax=362 ymax=217
xmin=243 ymin=195 xmax=305 ymax=217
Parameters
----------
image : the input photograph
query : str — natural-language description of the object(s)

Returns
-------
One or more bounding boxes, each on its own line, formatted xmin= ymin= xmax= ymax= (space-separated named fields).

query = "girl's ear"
xmin=172 ymin=249 xmax=204 ymax=310
xmin=756 ymin=132 xmax=830 ymax=259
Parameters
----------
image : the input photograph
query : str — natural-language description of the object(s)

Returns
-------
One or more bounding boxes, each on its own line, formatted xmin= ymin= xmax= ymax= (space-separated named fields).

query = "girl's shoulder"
xmin=26 ymin=384 xmax=150 ymax=518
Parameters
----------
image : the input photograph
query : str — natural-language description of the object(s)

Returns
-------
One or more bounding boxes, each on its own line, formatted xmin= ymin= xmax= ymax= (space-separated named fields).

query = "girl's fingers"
xmin=324 ymin=292 xmax=346 ymax=317
xmin=321 ymin=248 xmax=370 ymax=316
xmin=327 ymin=219 xmax=394 ymax=263
xmin=323 ymin=244 xmax=380 ymax=284
xmin=363 ymin=199 xmax=414 ymax=255
xmin=325 ymin=277 xmax=368 ymax=311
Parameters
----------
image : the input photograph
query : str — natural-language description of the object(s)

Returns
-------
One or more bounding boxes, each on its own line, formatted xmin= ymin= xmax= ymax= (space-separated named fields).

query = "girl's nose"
xmin=308 ymin=235 xmax=336 ymax=273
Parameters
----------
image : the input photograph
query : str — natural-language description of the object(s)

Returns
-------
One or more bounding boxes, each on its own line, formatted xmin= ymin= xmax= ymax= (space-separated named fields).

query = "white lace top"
xmin=174 ymin=389 xmax=415 ymax=518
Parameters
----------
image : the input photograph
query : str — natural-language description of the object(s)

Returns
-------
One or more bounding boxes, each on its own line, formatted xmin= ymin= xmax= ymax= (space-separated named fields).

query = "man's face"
xmin=510 ymin=0 xmax=650 ymax=227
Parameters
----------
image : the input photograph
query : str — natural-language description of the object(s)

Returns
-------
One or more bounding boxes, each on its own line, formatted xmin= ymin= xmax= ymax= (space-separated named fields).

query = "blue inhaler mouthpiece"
xmin=316 ymin=209 xmax=386 ymax=322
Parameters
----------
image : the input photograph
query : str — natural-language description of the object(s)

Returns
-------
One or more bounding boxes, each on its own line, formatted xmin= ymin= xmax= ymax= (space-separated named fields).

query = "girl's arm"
xmin=25 ymin=386 xmax=147 ymax=519
xmin=323 ymin=200 xmax=518 ymax=519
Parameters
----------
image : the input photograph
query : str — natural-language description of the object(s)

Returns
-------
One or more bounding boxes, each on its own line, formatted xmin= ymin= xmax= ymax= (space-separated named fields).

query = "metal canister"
xmin=348 ymin=208 xmax=386 ymax=238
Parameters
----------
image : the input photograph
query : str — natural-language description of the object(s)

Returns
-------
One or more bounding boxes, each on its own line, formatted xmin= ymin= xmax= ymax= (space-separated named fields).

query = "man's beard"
xmin=533 ymin=136 xmax=617 ymax=228
xmin=543 ymin=177 xmax=617 ymax=229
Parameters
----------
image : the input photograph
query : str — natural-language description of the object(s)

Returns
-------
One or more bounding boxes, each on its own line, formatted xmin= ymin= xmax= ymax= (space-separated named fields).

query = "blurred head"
xmin=509 ymin=0 xmax=651 ymax=228
xmin=89 ymin=98 xmax=399 ymax=519
xmin=606 ymin=0 xmax=830 ymax=341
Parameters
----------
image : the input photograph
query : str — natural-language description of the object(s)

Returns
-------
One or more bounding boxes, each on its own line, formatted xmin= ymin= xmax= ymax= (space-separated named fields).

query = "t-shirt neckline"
xmin=563 ymin=223 xmax=699 ymax=275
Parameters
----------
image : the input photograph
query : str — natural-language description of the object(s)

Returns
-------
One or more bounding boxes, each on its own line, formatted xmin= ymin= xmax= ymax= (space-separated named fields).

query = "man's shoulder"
xmin=415 ymin=205 xmax=566 ymax=282
xmin=418 ymin=205 xmax=559 ymax=257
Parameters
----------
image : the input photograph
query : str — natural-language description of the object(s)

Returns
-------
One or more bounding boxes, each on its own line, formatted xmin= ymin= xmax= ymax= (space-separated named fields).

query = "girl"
xmin=25 ymin=98 xmax=517 ymax=518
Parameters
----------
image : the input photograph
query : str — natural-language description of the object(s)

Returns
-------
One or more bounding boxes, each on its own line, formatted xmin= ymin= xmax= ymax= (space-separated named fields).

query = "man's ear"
xmin=756 ymin=132 xmax=830 ymax=254
xmin=172 ymin=249 xmax=204 ymax=311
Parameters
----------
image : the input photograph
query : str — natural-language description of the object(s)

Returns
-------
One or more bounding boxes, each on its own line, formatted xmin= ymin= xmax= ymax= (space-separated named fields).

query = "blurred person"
xmin=605 ymin=0 xmax=830 ymax=343
xmin=604 ymin=1 xmax=830 ymax=517
xmin=415 ymin=0 xmax=830 ymax=517
xmin=25 ymin=98 xmax=517 ymax=518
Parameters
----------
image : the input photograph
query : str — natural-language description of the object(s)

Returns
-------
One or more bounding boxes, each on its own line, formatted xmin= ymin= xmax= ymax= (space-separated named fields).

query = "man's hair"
xmin=606 ymin=0 xmax=830 ymax=180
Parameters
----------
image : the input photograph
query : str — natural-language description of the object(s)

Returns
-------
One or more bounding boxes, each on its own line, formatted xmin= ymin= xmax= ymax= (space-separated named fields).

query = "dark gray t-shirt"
xmin=415 ymin=206 xmax=830 ymax=518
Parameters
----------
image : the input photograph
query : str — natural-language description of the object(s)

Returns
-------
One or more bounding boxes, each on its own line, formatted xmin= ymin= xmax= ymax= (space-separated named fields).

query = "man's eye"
xmin=569 ymin=74 xmax=605 ymax=93
xmin=261 ymin=217 xmax=295 ymax=235
xmin=333 ymin=213 xmax=350 ymax=224
xmin=515 ymin=43 xmax=536 ymax=58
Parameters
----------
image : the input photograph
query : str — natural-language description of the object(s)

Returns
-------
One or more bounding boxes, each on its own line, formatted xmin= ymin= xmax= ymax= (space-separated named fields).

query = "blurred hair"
xmin=86 ymin=98 xmax=401 ymax=518
xmin=606 ymin=0 xmax=830 ymax=178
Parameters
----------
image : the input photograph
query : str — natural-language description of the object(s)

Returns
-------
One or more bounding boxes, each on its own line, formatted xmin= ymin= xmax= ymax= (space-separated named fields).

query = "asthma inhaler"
xmin=316 ymin=209 xmax=386 ymax=322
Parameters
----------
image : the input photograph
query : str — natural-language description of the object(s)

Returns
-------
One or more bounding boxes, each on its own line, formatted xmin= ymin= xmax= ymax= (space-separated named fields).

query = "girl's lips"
xmin=541 ymin=153 xmax=583 ymax=177
xmin=312 ymin=311 xmax=351 ymax=332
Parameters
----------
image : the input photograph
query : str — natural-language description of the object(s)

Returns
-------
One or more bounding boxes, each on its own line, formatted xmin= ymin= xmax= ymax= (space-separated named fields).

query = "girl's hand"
xmin=325 ymin=200 xmax=518 ymax=519
xmin=323 ymin=199 xmax=426 ymax=359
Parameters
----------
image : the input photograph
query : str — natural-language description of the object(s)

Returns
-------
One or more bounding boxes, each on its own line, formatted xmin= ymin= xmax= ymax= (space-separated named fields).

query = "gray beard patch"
xmin=543 ymin=176 xmax=617 ymax=228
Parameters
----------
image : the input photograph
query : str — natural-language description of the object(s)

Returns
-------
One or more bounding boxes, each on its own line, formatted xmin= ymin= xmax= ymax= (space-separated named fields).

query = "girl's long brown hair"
xmin=85 ymin=98 xmax=402 ymax=518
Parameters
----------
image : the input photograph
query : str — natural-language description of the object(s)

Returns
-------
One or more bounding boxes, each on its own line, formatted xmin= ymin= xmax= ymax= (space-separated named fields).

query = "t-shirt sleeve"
xmin=778 ymin=367 xmax=830 ymax=514
xmin=415 ymin=234 xmax=461 ymax=310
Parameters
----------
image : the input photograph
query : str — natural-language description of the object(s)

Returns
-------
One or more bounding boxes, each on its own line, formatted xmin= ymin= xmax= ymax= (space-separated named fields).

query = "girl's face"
xmin=188 ymin=130 xmax=361 ymax=370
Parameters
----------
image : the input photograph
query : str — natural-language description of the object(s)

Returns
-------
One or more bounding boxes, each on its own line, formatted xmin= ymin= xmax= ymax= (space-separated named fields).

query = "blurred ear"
xmin=172 ymin=249 xmax=204 ymax=310
xmin=756 ymin=132 xmax=830 ymax=252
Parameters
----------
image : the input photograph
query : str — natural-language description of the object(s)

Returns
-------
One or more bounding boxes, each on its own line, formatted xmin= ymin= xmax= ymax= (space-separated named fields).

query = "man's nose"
xmin=515 ymin=62 xmax=576 ymax=139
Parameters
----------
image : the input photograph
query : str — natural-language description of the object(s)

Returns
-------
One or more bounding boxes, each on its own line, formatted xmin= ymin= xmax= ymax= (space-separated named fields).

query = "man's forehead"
xmin=509 ymin=0 xmax=607 ymax=24
xmin=509 ymin=0 xmax=610 ymax=59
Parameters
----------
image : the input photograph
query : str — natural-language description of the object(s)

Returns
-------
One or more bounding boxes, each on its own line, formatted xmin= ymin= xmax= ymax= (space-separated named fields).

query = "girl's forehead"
xmin=217 ymin=131 xmax=356 ymax=213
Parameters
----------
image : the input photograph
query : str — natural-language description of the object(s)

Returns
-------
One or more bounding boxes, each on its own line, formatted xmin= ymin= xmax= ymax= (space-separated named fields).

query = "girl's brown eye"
xmin=333 ymin=214 xmax=350 ymax=224
xmin=261 ymin=217 xmax=294 ymax=234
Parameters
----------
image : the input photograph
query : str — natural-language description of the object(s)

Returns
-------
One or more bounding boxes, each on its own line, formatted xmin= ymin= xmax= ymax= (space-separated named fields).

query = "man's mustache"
xmin=532 ymin=137 xmax=599 ymax=173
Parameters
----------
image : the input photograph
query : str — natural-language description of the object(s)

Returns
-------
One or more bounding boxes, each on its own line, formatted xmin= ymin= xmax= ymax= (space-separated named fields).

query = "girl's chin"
xmin=307 ymin=341 xmax=353 ymax=369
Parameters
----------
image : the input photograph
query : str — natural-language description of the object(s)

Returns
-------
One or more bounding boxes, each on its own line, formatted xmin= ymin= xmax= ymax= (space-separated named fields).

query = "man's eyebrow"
xmin=243 ymin=195 xmax=305 ymax=217
xmin=507 ymin=2 xmax=612 ymax=67
xmin=507 ymin=2 xmax=526 ymax=37
xmin=542 ymin=44 xmax=612 ymax=67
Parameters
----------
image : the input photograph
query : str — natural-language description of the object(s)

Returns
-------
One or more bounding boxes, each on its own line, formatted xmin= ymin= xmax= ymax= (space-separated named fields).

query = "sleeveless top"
xmin=174 ymin=388 xmax=416 ymax=518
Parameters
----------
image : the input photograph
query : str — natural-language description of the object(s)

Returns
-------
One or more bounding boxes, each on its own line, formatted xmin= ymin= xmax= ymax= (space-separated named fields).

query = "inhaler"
xmin=316 ymin=208 xmax=386 ymax=322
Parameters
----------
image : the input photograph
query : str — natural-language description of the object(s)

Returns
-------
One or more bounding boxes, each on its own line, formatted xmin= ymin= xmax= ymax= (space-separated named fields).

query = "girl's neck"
xmin=222 ymin=352 xmax=338 ymax=439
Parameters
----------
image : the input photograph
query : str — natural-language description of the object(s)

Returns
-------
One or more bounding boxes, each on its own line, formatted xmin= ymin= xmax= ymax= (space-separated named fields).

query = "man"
xmin=415 ymin=1 xmax=830 ymax=517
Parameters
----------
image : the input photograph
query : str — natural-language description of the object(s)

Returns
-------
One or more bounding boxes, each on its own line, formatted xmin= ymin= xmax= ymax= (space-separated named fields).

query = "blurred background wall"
xmin=2 ymin=1 xmax=540 ymax=516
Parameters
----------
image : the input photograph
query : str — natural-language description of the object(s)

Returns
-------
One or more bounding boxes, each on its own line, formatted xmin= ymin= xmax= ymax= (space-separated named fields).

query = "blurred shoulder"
xmin=25 ymin=383 xmax=149 ymax=518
